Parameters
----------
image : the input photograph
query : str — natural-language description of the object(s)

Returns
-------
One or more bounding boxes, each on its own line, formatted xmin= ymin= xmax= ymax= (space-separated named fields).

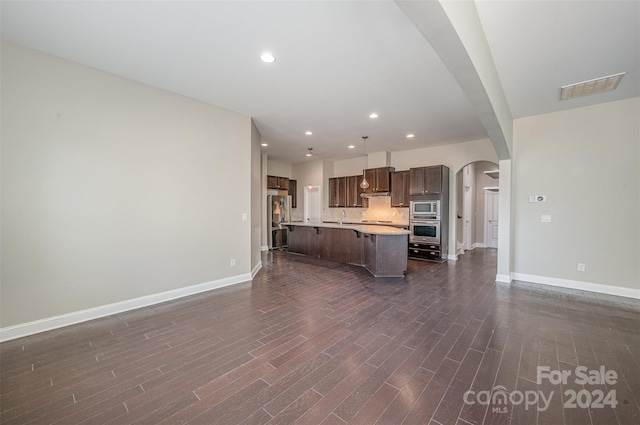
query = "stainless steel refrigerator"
xmin=267 ymin=195 xmax=291 ymax=250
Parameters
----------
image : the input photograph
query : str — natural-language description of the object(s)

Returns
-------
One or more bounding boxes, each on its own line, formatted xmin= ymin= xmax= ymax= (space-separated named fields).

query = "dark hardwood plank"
xmin=1 ymin=248 xmax=638 ymax=425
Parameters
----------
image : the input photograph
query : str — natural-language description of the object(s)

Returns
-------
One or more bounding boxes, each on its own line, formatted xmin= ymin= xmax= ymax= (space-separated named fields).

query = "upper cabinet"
xmin=267 ymin=175 xmax=289 ymax=190
xmin=345 ymin=175 xmax=365 ymax=208
xmin=390 ymin=171 xmax=410 ymax=207
xmin=330 ymin=175 xmax=367 ymax=207
xmin=289 ymin=179 xmax=297 ymax=208
xmin=329 ymin=177 xmax=347 ymax=207
xmin=409 ymin=165 xmax=449 ymax=195
xmin=363 ymin=166 xmax=395 ymax=193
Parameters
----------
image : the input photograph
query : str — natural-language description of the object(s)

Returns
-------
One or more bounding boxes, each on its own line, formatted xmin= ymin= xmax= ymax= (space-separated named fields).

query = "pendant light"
xmin=359 ymin=136 xmax=369 ymax=189
xmin=306 ymin=147 xmax=313 ymax=157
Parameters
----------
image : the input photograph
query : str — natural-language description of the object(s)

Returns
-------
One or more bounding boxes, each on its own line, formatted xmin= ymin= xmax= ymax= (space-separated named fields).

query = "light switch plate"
xmin=242 ymin=213 xmax=248 ymax=222
xmin=541 ymin=214 xmax=552 ymax=223
xmin=529 ymin=196 xmax=535 ymax=203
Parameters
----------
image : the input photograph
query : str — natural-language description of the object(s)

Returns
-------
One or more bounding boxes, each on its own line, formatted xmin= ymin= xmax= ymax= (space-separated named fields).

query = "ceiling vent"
xmin=560 ymin=72 xmax=625 ymax=100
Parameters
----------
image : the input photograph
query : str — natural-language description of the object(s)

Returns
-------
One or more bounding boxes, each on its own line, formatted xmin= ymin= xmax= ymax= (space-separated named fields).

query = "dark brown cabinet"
xmin=409 ymin=165 xmax=447 ymax=195
xmin=267 ymin=175 xmax=290 ymax=190
xmin=329 ymin=177 xmax=347 ymax=207
xmin=289 ymin=179 xmax=297 ymax=208
xmin=363 ymin=166 xmax=394 ymax=193
xmin=288 ymin=226 xmax=363 ymax=265
xmin=363 ymin=232 xmax=408 ymax=277
xmin=408 ymin=241 xmax=444 ymax=262
xmin=390 ymin=171 xmax=410 ymax=207
xmin=287 ymin=224 xmax=405 ymax=276
xmin=345 ymin=175 xmax=365 ymax=207
xmin=330 ymin=175 xmax=367 ymax=208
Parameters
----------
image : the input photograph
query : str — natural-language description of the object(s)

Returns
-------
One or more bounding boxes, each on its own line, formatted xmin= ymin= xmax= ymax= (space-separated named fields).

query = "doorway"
xmin=304 ymin=185 xmax=321 ymax=223
xmin=455 ymin=161 xmax=499 ymax=257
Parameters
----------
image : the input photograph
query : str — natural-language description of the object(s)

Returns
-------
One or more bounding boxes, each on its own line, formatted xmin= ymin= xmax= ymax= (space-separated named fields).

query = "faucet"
xmin=339 ymin=209 xmax=346 ymax=226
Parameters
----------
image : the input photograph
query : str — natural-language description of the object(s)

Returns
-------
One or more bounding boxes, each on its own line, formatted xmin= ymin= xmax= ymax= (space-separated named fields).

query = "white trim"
xmin=511 ymin=273 xmax=640 ymax=300
xmin=0 ymin=273 xmax=251 ymax=342
xmin=251 ymin=261 xmax=262 ymax=279
xmin=447 ymin=253 xmax=458 ymax=261
xmin=260 ymin=245 xmax=269 ymax=252
xmin=496 ymin=273 xmax=512 ymax=284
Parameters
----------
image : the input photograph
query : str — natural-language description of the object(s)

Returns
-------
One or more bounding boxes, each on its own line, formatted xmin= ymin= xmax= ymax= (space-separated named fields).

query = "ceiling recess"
xmin=560 ymin=72 xmax=625 ymax=100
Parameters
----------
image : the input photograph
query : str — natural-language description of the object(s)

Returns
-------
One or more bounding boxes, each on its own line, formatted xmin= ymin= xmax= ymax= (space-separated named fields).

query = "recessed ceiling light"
xmin=406 ymin=134 xmax=415 ymax=138
xmin=348 ymin=145 xmax=355 ymax=149
xmin=560 ymin=72 xmax=624 ymax=100
xmin=261 ymin=143 xmax=268 ymax=147
xmin=260 ymin=53 xmax=276 ymax=63
xmin=369 ymin=113 xmax=379 ymax=119
xmin=305 ymin=131 xmax=313 ymax=135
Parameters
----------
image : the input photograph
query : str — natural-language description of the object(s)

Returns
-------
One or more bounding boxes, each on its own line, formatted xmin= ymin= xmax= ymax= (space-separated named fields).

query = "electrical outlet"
xmin=577 ymin=263 xmax=586 ymax=272
xmin=230 ymin=259 xmax=236 ymax=267
xmin=541 ymin=214 xmax=551 ymax=223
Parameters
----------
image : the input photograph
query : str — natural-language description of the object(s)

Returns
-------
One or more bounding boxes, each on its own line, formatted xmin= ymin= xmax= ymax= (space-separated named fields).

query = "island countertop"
xmin=285 ymin=222 xmax=408 ymax=277
xmin=285 ymin=221 xmax=409 ymax=236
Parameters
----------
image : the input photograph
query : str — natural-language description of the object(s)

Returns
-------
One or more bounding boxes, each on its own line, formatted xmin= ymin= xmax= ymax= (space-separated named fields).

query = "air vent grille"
xmin=560 ymin=72 xmax=624 ymax=100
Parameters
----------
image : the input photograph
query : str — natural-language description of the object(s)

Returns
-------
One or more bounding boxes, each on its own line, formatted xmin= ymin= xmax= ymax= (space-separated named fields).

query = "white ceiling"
xmin=2 ymin=1 xmax=638 ymax=164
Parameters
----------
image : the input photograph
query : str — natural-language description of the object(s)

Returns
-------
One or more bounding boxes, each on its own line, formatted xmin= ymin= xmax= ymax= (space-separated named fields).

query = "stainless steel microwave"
xmin=410 ymin=200 xmax=440 ymax=219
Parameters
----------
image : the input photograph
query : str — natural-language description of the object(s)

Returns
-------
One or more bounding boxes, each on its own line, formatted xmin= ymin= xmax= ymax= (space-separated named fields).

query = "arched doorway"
xmin=454 ymin=161 xmax=499 ymax=259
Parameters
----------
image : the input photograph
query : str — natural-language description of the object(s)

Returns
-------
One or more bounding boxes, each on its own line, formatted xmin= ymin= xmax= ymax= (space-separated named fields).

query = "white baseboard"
xmin=496 ymin=273 xmax=512 ymax=284
xmin=511 ymin=273 xmax=640 ymax=300
xmin=447 ymin=253 xmax=458 ymax=261
xmin=260 ymin=245 xmax=269 ymax=252
xmin=0 ymin=272 xmax=251 ymax=342
xmin=251 ymin=261 xmax=262 ymax=279
xmin=475 ymin=243 xmax=486 ymax=248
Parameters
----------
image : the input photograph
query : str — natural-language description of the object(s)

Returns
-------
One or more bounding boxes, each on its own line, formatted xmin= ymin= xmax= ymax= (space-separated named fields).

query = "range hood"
xmin=361 ymin=192 xmax=391 ymax=198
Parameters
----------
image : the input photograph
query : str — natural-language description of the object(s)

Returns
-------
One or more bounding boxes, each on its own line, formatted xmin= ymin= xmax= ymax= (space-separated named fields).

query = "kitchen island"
xmin=285 ymin=222 xmax=409 ymax=277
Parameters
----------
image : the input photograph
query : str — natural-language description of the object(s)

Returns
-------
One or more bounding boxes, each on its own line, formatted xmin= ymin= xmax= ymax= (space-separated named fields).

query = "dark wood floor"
xmin=1 ymin=249 xmax=639 ymax=425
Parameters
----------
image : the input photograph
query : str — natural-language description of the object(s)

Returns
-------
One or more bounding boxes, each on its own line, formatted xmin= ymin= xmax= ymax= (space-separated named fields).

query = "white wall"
xmin=266 ymin=160 xmax=292 ymax=178
xmin=334 ymin=156 xmax=366 ymax=177
xmin=391 ymin=139 xmax=497 ymax=171
xmin=512 ymin=98 xmax=639 ymax=295
xmin=1 ymin=42 xmax=253 ymax=330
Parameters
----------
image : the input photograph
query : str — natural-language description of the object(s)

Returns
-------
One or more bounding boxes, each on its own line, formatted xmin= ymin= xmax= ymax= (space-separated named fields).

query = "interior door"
xmin=485 ymin=189 xmax=499 ymax=248
xmin=304 ymin=185 xmax=321 ymax=223
xmin=463 ymin=185 xmax=472 ymax=250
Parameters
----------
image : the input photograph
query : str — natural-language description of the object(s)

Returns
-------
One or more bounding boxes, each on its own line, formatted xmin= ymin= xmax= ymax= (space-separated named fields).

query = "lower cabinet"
xmin=287 ymin=226 xmax=318 ymax=257
xmin=363 ymin=234 xmax=377 ymax=274
xmin=365 ymin=233 xmax=408 ymax=277
xmin=288 ymin=226 xmax=363 ymax=265
xmin=408 ymin=242 xmax=444 ymax=262
xmin=287 ymin=225 xmax=407 ymax=277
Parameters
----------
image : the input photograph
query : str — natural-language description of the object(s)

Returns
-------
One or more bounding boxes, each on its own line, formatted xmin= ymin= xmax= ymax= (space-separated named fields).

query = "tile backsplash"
xmin=323 ymin=196 xmax=408 ymax=224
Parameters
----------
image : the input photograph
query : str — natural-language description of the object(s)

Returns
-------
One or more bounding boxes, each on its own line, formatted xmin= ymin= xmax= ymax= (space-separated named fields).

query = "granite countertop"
xmin=285 ymin=221 xmax=409 ymax=235
xmin=323 ymin=220 xmax=409 ymax=227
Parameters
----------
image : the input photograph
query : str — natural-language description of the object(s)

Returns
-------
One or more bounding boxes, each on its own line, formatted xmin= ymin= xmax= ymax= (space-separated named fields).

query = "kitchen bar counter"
xmin=290 ymin=221 xmax=409 ymax=235
xmin=322 ymin=220 xmax=409 ymax=228
xmin=285 ymin=222 xmax=408 ymax=277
